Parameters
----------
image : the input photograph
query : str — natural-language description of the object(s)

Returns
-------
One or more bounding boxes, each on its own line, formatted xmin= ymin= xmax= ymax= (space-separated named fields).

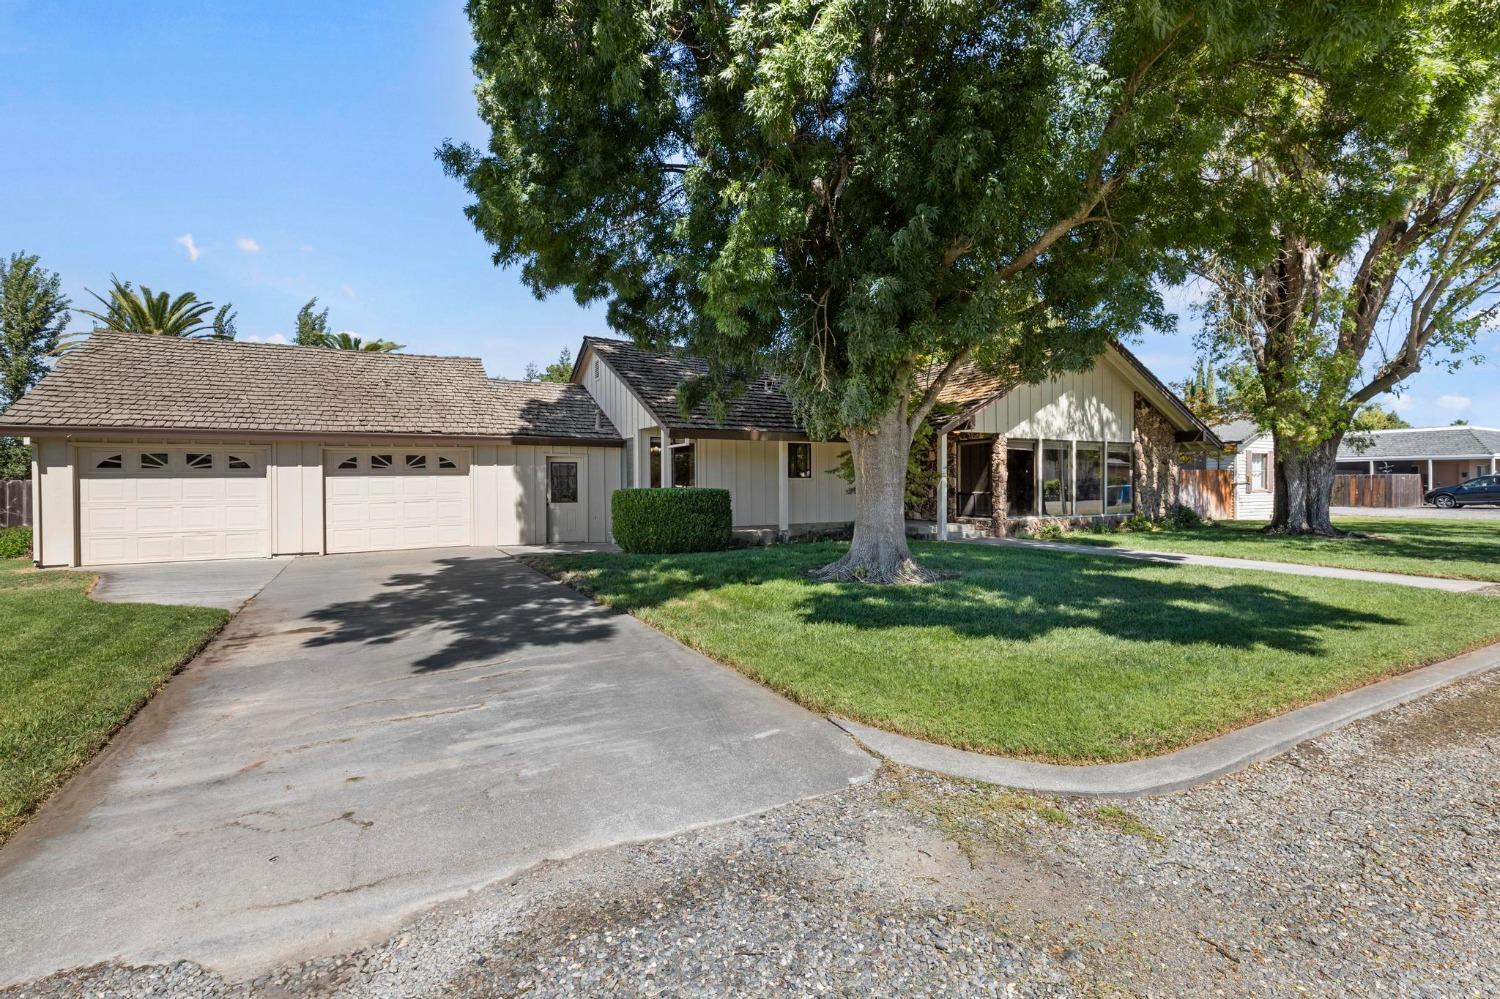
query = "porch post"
xmin=936 ymin=432 xmax=949 ymax=540
xmin=1491 ymin=455 xmax=1497 ymax=475
xmin=777 ymin=441 xmax=790 ymax=539
xmin=1427 ymin=458 xmax=1434 ymax=490
xmin=1368 ymin=459 xmax=1376 ymax=475
xmin=635 ymin=429 xmax=652 ymax=487
xmin=660 ymin=427 xmax=673 ymax=487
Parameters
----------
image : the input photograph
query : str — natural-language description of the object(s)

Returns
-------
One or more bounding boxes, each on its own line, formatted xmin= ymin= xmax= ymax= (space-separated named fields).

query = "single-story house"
xmin=1335 ymin=426 xmax=1500 ymax=491
xmin=0 ymin=330 xmax=1214 ymax=566
xmin=1200 ymin=419 xmax=1276 ymax=520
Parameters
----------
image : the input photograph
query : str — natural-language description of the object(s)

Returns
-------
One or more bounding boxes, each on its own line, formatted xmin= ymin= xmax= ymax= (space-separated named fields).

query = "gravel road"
xmin=7 ymin=670 xmax=1497 ymax=998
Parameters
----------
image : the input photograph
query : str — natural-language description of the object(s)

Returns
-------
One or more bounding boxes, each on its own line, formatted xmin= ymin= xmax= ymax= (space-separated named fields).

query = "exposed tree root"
xmin=810 ymin=553 xmax=952 ymax=585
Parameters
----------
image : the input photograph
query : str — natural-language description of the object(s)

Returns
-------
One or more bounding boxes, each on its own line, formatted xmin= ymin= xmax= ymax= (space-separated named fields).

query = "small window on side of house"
xmin=1250 ymin=453 xmax=1268 ymax=491
xmin=228 ymin=455 xmax=252 ymax=470
xmin=139 ymin=452 xmax=169 ymax=470
xmin=186 ymin=452 xmax=213 ymax=470
xmin=370 ymin=454 xmax=392 ymax=469
xmin=96 ymin=453 xmax=123 ymax=469
xmin=405 ymin=454 xmax=427 ymax=470
xmin=788 ymin=442 xmax=812 ymax=478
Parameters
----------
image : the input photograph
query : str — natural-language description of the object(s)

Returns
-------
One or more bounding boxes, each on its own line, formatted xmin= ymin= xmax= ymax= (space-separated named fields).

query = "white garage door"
xmin=79 ymin=446 xmax=271 ymax=565
xmin=324 ymin=449 xmax=473 ymax=554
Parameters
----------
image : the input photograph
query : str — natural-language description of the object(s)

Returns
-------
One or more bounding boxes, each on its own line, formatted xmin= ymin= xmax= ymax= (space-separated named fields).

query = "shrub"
xmin=0 ymin=525 xmax=32 ymax=560
xmin=1166 ymin=504 xmax=1204 ymax=529
xmin=611 ymin=488 xmax=733 ymax=553
xmin=1117 ymin=512 xmax=1161 ymax=534
xmin=1029 ymin=521 xmax=1070 ymax=541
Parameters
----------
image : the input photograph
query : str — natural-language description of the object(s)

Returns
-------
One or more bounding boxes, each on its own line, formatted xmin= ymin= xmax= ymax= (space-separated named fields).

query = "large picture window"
xmin=1041 ymin=441 xmax=1072 ymax=516
xmin=1075 ymin=442 xmax=1104 ymax=517
xmin=1106 ymin=443 xmax=1134 ymax=513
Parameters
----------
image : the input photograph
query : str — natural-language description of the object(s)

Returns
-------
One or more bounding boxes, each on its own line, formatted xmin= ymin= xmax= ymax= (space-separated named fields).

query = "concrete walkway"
xmin=974 ymin=536 xmax=1494 ymax=592
xmin=833 ymin=639 xmax=1500 ymax=797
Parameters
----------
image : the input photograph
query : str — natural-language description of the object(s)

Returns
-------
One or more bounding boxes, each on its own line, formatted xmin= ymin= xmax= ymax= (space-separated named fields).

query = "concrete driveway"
xmin=0 ymin=549 xmax=873 ymax=985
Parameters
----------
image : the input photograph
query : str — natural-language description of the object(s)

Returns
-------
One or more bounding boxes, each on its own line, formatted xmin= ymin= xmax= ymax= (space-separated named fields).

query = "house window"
xmin=1075 ymin=442 xmax=1104 ymax=516
xmin=185 ymin=452 xmax=213 ymax=470
xmin=438 ymin=455 xmax=457 ymax=470
xmin=139 ymin=452 xmax=169 ymax=470
xmin=228 ymin=455 xmax=252 ymax=470
xmin=1250 ymin=453 xmax=1269 ymax=491
xmin=1041 ymin=441 xmax=1072 ymax=515
xmin=1106 ymin=443 xmax=1133 ymax=514
xmin=370 ymin=454 xmax=393 ymax=470
xmin=336 ymin=455 xmax=359 ymax=470
xmin=405 ymin=454 xmax=428 ymax=470
xmin=788 ymin=443 xmax=812 ymax=478
xmin=96 ymin=454 xmax=123 ymax=470
xmin=548 ymin=460 xmax=579 ymax=503
xmin=649 ymin=437 xmax=695 ymax=487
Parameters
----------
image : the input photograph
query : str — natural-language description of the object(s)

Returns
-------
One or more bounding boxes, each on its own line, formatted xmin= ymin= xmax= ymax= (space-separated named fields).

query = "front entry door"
xmin=546 ymin=457 xmax=586 ymax=542
xmin=957 ymin=440 xmax=993 ymax=518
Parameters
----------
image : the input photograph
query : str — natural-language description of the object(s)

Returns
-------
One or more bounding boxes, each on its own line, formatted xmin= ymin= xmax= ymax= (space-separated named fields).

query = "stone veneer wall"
xmin=1133 ymin=393 xmax=1180 ymax=518
xmin=987 ymin=435 xmax=1008 ymax=528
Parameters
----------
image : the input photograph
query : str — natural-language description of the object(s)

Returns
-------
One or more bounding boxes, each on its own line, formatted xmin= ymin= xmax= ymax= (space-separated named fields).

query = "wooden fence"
xmin=1 ymin=479 xmax=31 ymax=528
xmin=1177 ymin=468 xmax=1235 ymax=520
xmin=1332 ymin=473 xmax=1424 ymax=508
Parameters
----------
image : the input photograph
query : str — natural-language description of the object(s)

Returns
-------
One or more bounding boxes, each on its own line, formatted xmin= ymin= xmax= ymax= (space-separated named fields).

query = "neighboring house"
xmin=1335 ymin=426 xmax=1500 ymax=491
xmin=1205 ymin=419 xmax=1276 ymax=520
xmin=0 ymin=331 xmax=1213 ymax=567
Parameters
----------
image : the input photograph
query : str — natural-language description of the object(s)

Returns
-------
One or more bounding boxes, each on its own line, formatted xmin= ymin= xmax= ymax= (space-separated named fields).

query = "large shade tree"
xmin=0 ymin=252 xmax=71 ymax=478
xmin=1194 ymin=64 xmax=1500 ymax=533
xmin=443 ymin=0 xmax=1436 ymax=581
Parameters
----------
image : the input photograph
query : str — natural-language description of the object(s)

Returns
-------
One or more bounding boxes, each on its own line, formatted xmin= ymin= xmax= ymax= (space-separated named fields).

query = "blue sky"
xmin=2 ymin=1 xmax=1495 ymax=427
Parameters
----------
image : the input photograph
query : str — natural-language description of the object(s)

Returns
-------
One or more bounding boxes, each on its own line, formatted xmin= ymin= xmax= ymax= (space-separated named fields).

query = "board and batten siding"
xmin=494 ymin=442 xmax=621 ymax=544
xmin=579 ymin=347 xmax=658 ymax=488
xmin=690 ymin=439 xmax=853 ymax=527
xmin=1233 ymin=435 xmax=1275 ymax=520
xmin=965 ymin=354 xmax=1135 ymax=443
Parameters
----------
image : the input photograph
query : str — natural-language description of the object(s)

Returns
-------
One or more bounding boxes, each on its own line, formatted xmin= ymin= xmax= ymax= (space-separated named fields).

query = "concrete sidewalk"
xmin=974 ymin=536 xmax=1494 ymax=592
xmin=834 ymin=639 xmax=1500 ymax=797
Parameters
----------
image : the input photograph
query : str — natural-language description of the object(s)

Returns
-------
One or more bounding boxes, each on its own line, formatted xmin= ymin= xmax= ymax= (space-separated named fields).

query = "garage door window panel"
xmin=406 ymin=454 xmax=428 ymax=470
xmin=95 ymin=453 xmax=123 ymax=470
xmin=370 ymin=454 xmax=393 ymax=470
xmin=139 ymin=452 xmax=170 ymax=471
xmin=186 ymin=452 xmax=214 ymax=470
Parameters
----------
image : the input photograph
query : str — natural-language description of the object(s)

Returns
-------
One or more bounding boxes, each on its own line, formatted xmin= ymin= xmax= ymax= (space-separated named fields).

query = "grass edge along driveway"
xmin=533 ymin=541 xmax=1500 ymax=764
xmin=1064 ymin=515 xmax=1500 ymax=583
xmin=0 ymin=560 xmax=227 ymax=843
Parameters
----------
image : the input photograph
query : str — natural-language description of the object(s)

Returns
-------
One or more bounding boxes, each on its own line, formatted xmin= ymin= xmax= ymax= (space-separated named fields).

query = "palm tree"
xmin=79 ymin=277 xmax=236 ymax=339
xmin=309 ymin=331 xmax=404 ymax=352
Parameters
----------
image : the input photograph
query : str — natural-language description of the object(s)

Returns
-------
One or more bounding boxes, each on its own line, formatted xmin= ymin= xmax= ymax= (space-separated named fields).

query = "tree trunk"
xmin=1266 ymin=432 xmax=1344 ymax=536
xmin=813 ymin=404 xmax=944 ymax=584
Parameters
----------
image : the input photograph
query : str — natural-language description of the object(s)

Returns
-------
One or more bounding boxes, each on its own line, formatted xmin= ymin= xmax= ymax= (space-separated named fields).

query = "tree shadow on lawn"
xmin=559 ymin=543 xmax=1404 ymax=657
xmin=300 ymin=554 xmax=615 ymax=673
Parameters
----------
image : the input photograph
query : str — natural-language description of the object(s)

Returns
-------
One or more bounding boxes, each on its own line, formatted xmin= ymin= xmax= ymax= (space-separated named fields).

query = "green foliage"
xmin=0 ymin=527 xmax=30 ymax=560
xmin=0 ymin=439 xmax=28 ymax=480
xmin=611 ymin=488 xmax=732 ymax=554
xmin=79 ymin=277 xmax=236 ymax=340
xmin=1117 ymin=512 xmax=1162 ymax=534
xmin=441 ymin=1 xmax=1400 ymax=447
xmin=311 ymin=331 xmax=403 ymax=352
xmin=1351 ymin=404 xmax=1411 ymax=431
xmin=525 ymin=347 xmax=573 ymax=383
xmin=1029 ymin=522 xmax=1070 ymax=541
xmin=0 ymin=252 xmax=70 ymax=406
xmin=293 ymin=298 xmax=331 ymax=346
xmin=1166 ymin=504 xmax=1204 ymax=530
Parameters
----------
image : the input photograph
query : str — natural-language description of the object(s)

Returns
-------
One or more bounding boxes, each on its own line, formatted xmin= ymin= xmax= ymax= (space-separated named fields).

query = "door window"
xmin=549 ymin=461 xmax=579 ymax=503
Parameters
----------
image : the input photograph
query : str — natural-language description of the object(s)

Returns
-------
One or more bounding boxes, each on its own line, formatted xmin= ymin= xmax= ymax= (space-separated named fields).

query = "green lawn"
xmin=1062 ymin=516 xmax=1500 ymax=582
xmin=0 ymin=559 xmax=227 ymax=842
xmin=537 ymin=541 xmax=1500 ymax=763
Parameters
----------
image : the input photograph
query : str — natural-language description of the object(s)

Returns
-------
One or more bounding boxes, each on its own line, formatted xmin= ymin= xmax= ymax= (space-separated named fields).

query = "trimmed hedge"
xmin=611 ymin=488 xmax=732 ymax=554
xmin=0 ymin=526 xmax=32 ymax=560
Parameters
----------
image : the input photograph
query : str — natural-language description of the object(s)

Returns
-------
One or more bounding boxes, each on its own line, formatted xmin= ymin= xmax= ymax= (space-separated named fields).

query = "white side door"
xmin=545 ymin=456 xmax=588 ymax=542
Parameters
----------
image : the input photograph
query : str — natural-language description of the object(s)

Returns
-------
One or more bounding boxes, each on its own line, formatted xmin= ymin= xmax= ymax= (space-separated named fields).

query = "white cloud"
xmin=340 ymin=282 xmax=356 ymax=298
xmin=175 ymin=233 xmax=201 ymax=262
xmin=242 ymin=333 xmax=289 ymax=345
xmin=1386 ymin=394 xmax=1417 ymax=413
xmin=1436 ymin=394 xmax=1472 ymax=412
xmin=236 ymin=236 xmax=261 ymax=254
